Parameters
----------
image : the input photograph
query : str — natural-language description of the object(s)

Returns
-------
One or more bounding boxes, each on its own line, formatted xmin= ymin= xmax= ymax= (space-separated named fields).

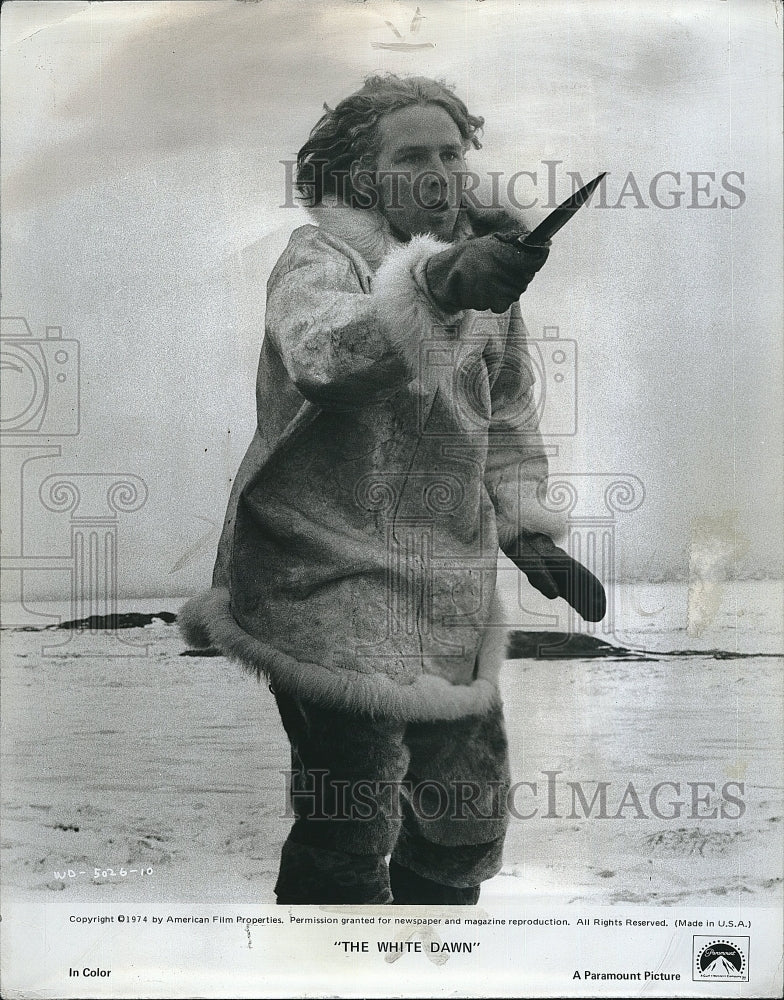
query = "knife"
xmin=519 ymin=171 xmax=607 ymax=247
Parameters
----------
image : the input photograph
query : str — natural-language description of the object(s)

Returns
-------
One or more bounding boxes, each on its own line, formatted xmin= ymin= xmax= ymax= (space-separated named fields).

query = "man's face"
xmin=369 ymin=104 xmax=467 ymax=240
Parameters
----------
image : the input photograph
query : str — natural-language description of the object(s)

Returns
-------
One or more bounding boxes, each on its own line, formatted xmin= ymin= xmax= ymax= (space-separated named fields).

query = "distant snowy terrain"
xmin=1 ymin=582 xmax=781 ymax=908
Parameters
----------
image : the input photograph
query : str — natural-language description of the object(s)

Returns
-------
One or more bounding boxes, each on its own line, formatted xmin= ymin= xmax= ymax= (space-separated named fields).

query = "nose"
xmin=416 ymin=158 xmax=449 ymax=205
xmin=424 ymin=154 xmax=449 ymax=186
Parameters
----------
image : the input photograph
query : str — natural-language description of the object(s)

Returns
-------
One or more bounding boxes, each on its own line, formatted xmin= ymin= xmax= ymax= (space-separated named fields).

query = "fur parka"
xmin=178 ymin=199 xmax=565 ymax=721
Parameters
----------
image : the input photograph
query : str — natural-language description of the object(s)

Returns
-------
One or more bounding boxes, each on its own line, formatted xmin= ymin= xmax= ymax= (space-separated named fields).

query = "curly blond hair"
xmin=296 ymin=74 xmax=484 ymax=207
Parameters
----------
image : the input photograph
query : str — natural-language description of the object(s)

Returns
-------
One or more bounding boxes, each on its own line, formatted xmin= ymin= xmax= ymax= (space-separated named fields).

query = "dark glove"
xmin=424 ymin=232 xmax=550 ymax=315
xmin=508 ymin=532 xmax=607 ymax=623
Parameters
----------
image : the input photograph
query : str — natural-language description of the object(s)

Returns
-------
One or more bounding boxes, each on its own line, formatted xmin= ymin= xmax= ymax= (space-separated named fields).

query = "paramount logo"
xmin=693 ymin=937 xmax=749 ymax=983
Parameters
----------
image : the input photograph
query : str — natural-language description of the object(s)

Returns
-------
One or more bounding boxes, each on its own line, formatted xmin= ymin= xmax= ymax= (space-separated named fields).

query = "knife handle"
xmin=518 ymin=233 xmax=552 ymax=249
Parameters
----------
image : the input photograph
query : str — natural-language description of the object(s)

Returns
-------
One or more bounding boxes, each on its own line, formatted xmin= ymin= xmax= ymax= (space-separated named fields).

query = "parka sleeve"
xmin=483 ymin=301 xmax=568 ymax=549
xmin=265 ymin=228 xmax=462 ymax=409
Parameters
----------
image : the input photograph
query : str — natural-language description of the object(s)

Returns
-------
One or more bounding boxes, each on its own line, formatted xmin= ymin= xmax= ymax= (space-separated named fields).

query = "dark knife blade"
xmin=519 ymin=171 xmax=607 ymax=247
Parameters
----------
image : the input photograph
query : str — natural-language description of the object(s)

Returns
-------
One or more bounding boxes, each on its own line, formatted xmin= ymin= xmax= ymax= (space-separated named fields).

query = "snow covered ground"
xmin=1 ymin=582 xmax=782 ymax=909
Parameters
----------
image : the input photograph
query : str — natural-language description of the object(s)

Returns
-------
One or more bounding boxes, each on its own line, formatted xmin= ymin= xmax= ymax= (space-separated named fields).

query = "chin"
xmin=419 ymin=215 xmax=457 ymax=240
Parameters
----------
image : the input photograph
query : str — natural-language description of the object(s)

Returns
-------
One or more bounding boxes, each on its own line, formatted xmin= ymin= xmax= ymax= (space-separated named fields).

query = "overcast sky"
xmin=1 ymin=0 xmax=782 ymax=599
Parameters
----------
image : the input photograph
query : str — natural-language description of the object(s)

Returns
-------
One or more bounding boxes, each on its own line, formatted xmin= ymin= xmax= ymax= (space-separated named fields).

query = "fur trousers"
xmin=272 ymin=689 xmax=511 ymax=904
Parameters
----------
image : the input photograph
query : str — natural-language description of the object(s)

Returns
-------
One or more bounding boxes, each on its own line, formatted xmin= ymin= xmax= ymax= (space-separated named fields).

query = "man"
xmin=179 ymin=74 xmax=604 ymax=904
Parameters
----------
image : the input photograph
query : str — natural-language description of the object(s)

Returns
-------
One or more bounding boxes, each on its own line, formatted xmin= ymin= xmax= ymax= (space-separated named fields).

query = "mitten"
xmin=508 ymin=532 xmax=607 ymax=623
xmin=424 ymin=233 xmax=550 ymax=315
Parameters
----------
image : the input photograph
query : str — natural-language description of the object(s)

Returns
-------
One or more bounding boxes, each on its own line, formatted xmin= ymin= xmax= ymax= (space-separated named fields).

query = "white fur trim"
xmin=521 ymin=510 xmax=569 ymax=545
xmin=308 ymin=203 xmax=465 ymax=368
xmin=177 ymin=586 xmax=507 ymax=722
xmin=512 ymin=488 xmax=570 ymax=544
xmin=473 ymin=581 xmax=512 ymax=687
xmin=493 ymin=482 xmax=569 ymax=548
xmin=307 ymin=201 xmax=394 ymax=270
xmin=371 ymin=234 xmax=464 ymax=366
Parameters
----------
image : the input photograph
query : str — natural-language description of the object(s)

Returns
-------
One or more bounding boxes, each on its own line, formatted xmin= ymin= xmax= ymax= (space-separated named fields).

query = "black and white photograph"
xmin=1 ymin=1 xmax=782 ymax=996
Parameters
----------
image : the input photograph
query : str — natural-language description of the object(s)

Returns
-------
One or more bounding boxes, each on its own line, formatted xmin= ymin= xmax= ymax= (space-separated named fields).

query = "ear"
xmin=349 ymin=155 xmax=380 ymax=209
xmin=349 ymin=154 xmax=377 ymax=188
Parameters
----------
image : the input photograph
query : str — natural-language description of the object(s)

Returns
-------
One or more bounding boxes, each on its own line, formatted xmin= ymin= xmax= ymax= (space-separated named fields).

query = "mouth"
xmin=418 ymin=190 xmax=452 ymax=213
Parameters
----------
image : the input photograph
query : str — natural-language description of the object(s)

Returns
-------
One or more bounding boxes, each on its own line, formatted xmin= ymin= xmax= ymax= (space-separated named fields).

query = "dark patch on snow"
xmin=660 ymin=648 xmax=783 ymax=660
xmin=57 ymin=611 xmax=178 ymax=630
xmin=506 ymin=631 xmax=652 ymax=660
xmin=5 ymin=612 xmax=179 ymax=631
xmin=506 ymin=631 xmax=782 ymax=661
xmin=644 ymin=827 xmax=745 ymax=857
xmin=6 ymin=615 xmax=780 ymax=662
